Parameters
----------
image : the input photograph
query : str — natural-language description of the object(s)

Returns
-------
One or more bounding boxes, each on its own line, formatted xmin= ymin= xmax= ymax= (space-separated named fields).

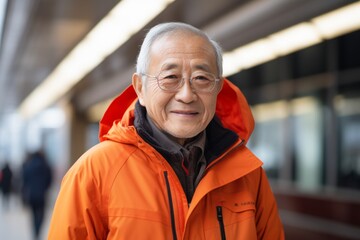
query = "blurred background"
xmin=0 ymin=0 xmax=359 ymax=239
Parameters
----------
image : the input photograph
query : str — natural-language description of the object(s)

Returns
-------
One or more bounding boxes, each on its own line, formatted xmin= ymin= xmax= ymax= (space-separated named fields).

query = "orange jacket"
xmin=48 ymin=79 xmax=284 ymax=239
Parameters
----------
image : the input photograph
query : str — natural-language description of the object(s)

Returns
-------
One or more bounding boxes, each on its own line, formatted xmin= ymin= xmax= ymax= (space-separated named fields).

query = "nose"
xmin=174 ymin=79 xmax=197 ymax=103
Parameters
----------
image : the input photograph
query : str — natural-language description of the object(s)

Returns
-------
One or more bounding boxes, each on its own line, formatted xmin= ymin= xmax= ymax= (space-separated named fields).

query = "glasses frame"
xmin=141 ymin=71 xmax=221 ymax=93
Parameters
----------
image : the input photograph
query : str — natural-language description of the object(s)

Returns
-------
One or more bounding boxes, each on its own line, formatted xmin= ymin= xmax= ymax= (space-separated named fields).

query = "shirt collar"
xmin=146 ymin=113 xmax=206 ymax=154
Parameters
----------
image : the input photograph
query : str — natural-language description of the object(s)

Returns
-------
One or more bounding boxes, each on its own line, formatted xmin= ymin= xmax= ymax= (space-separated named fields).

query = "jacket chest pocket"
xmin=202 ymin=192 xmax=257 ymax=240
xmin=213 ymin=186 xmax=257 ymax=223
xmin=202 ymin=202 xmax=257 ymax=240
xmin=219 ymin=198 xmax=256 ymax=224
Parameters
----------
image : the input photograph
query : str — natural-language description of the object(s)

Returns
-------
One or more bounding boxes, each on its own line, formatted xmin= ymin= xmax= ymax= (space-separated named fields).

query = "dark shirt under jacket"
xmin=146 ymin=114 xmax=206 ymax=203
xmin=134 ymin=101 xmax=238 ymax=203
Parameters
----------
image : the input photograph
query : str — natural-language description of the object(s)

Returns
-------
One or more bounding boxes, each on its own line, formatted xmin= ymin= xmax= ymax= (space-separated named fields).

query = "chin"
xmin=171 ymin=130 xmax=200 ymax=140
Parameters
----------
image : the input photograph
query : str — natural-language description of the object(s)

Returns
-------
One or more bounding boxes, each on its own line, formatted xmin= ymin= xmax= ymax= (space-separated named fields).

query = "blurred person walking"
xmin=22 ymin=150 xmax=53 ymax=240
xmin=0 ymin=162 xmax=13 ymax=209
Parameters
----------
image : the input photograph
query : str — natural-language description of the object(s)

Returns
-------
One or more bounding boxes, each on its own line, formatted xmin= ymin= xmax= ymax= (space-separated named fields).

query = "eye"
xmin=193 ymin=75 xmax=211 ymax=81
xmin=159 ymin=70 xmax=181 ymax=81
xmin=158 ymin=72 xmax=182 ymax=90
xmin=163 ymin=74 xmax=180 ymax=80
xmin=192 ymin=72 xmax=214 ymax=83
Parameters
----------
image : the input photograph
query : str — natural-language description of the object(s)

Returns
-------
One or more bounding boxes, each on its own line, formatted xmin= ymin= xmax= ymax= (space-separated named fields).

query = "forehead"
xmin=149 ymin=33 xmax=217 ymax=71
xmin=159 ymin=61 xmax=212 ymax=72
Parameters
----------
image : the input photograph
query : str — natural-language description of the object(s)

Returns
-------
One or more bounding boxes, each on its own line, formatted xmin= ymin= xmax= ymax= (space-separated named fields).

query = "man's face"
xmin=133 ymin=33 xmax=222 ymax=145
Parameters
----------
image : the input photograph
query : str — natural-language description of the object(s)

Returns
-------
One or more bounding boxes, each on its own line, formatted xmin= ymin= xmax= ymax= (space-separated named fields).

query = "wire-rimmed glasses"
xmin=142 ymin=70 xmax=220 ymax=93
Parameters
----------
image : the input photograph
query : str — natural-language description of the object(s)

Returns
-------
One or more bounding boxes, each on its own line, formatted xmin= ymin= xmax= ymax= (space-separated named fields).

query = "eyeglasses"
xmin=141 ymin=70 xmax=220 ymax=93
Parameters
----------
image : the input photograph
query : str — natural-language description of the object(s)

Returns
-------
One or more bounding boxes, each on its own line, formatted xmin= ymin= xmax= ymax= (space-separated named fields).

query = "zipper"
xmin=213 ymin=141 xmax=244 ymax=240
xmin=164 ymin=171 xmax=178 ymax=240
xmin=216 ymin=206 xmax=227 ymax=240
xmin=160 ymin=139 xmax=244 ymax=240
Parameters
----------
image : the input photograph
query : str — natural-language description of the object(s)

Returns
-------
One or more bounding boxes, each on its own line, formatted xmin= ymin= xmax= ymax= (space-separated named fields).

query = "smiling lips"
xmin=171 ymin=110 xmax=199 ymax=116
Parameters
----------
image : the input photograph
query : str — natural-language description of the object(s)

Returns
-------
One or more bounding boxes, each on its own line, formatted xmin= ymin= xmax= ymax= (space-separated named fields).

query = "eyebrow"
xmin=193 ymin=64 xmax=211 ymax=72
xmin=160 ymin=63 xmax=179 ymax=71
xmin=160 ymin=63 xmax=212 ymax=72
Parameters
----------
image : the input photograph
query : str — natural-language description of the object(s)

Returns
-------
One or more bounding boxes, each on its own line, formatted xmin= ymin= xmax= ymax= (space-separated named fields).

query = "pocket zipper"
xmin=216 ymin=206 xmax=227 ymax=240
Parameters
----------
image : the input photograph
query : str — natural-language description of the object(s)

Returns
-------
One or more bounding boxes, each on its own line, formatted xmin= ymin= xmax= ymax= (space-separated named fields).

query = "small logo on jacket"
xmin=234 ymin=201 xmax=255 ymax=207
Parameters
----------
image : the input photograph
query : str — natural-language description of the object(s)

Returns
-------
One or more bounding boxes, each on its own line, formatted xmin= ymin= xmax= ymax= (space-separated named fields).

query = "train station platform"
xmin=0 ymin=191 xmax=55 ymax=240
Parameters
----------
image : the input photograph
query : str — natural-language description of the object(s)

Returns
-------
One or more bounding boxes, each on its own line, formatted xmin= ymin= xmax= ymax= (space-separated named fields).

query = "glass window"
xmin=248 ymin=97 xmax=324 ymax=189
xmin=336 ymin=96 xmax=360 ymax=189
xmin=291 ymin=96 xmax=323 ymax=190
xmin=248 ymin=101 xmax=288 ymax=178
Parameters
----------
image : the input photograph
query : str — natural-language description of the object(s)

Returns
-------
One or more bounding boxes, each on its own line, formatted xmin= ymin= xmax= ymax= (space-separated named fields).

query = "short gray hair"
xmin=136 ymin=22 xmax=223 ymax=77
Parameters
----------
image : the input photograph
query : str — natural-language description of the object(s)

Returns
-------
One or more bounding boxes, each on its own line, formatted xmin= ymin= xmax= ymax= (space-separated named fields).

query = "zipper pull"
xmin=216 ymin=206 xmax=227 ymax=240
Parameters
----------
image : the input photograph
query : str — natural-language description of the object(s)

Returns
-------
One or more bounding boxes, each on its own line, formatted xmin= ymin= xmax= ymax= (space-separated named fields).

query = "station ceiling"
xmin=0 ymin=0 xmax=353 ymax=117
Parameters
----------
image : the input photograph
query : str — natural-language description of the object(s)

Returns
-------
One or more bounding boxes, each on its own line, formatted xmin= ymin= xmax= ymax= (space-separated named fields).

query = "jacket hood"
xmin=99 ymin=79 xmax=255 ymax=143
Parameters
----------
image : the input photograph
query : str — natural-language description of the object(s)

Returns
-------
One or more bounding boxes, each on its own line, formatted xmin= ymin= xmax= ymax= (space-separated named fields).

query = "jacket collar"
xmin=99 ymin=79 xmax=255 ymax=144
xmin=134 ymin=101 xmax=238 ymax=165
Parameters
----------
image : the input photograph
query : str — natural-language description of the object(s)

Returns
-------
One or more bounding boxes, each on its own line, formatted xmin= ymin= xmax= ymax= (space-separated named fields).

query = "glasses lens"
xmin=157 ymin=71 xmax=182 ymax=91
xmin=191 ymin=72 xmax=217 ymax=92
xmin=156 ymin=70 xmax=218 ymax=92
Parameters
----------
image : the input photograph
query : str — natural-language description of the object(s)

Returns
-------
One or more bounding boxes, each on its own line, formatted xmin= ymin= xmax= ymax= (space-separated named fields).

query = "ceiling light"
xmin=268 ymin=22 xmax=322 ymax=56
xmin=18 ymin=0 xmax=175 ymax=118
xmin=223 ymin=1 xmax=360 ymax=76
xmin=312 ymin=1 xmax=360 ymax=39
xmin=224 ymin=39 xmax=276 ymax=72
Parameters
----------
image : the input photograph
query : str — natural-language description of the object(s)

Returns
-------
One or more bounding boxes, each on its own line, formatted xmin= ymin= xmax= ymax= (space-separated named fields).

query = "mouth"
xmin=171 ymin=110 xmax=199 ymax=116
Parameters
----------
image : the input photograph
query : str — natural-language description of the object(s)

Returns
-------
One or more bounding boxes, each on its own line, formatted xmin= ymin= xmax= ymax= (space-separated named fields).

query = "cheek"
xmin=143 ymin=89 xmax=172 ymax=119
xmin=141 ymin=81 xmax=164 ymax=106
xmin=203 ymin=96 xmax=218 ymax=118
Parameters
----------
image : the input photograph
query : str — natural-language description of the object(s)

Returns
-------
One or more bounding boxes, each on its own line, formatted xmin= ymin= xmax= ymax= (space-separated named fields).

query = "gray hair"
xmin=136 ymin=22 xmax=223 ymax=77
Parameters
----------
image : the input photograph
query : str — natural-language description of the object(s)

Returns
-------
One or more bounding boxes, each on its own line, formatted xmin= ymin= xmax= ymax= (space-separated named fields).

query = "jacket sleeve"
xmin=48 ymin=156 xmax=107 ymax=240
xmin=255 ymin=168 xmax=285 ymax=239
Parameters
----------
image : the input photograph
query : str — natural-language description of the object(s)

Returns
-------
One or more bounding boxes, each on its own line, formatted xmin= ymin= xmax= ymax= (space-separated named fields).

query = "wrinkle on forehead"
xmin=159 ymin=61 xmax=212 ymax=73
xmin=152 ymin=31 xmax=215 ymax=56
xmin=149 ymin=34 xmax=217 ymax=74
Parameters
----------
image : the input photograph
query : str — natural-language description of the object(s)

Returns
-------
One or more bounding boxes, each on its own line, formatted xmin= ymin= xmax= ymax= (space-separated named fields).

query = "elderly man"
xmin=48 ymin=22 xmax=284 ymax=239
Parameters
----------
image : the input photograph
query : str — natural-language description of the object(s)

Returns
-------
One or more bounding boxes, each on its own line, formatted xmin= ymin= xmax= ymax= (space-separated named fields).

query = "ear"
xmin=132 ymin=73 xmax=145 ymax=106
xmin=216 ymin=77 xmax=225 ymax=94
